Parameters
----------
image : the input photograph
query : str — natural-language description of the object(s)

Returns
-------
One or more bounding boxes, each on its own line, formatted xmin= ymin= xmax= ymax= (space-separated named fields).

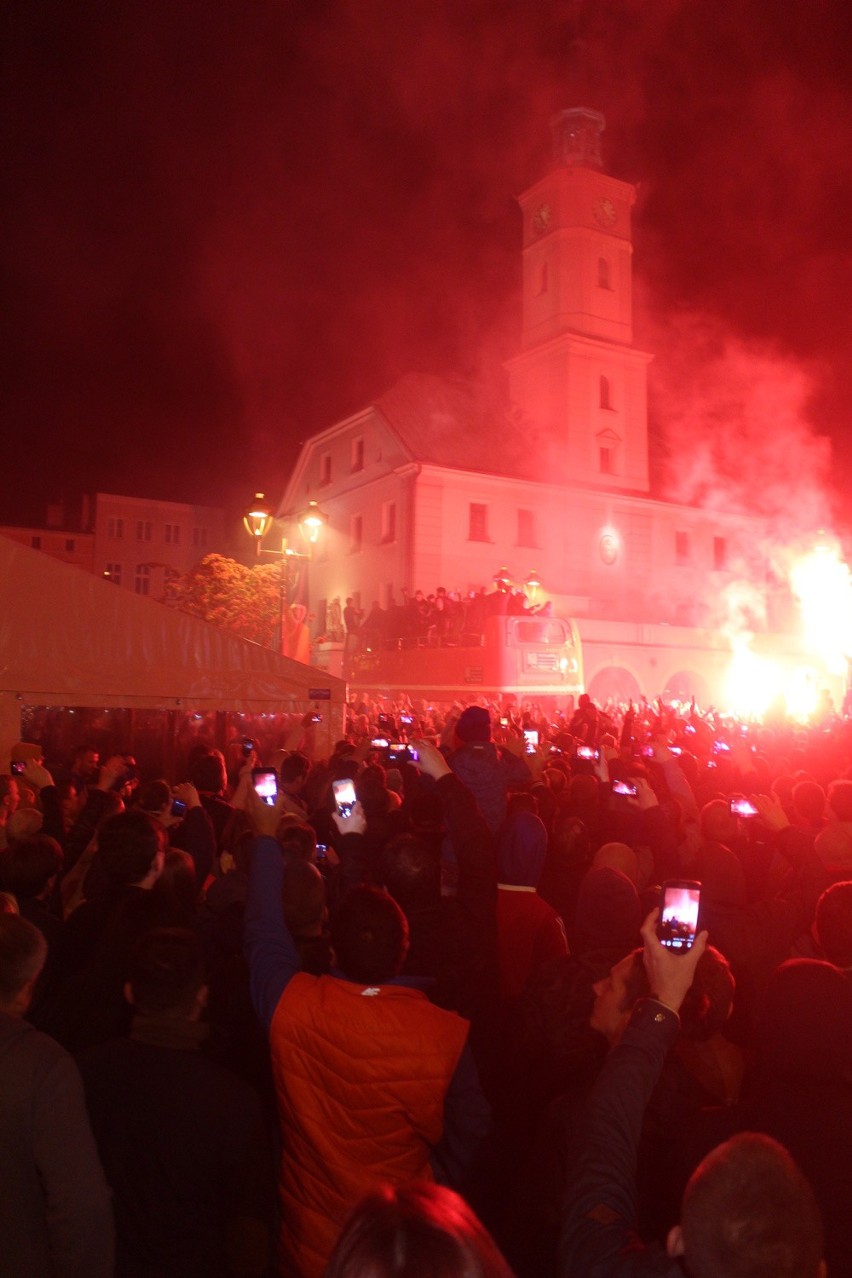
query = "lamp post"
xmin=243 ymin=493 xmax=328 ymax=656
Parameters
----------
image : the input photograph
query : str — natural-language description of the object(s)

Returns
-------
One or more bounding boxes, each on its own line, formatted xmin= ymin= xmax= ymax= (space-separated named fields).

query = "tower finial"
xmin=550 ymin=107 xmax=606 ymax=170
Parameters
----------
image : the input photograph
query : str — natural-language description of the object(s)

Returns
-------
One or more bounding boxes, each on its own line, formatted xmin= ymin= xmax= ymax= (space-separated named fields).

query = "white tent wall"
xmin=0 ymin=535 xmax=346 ymax=763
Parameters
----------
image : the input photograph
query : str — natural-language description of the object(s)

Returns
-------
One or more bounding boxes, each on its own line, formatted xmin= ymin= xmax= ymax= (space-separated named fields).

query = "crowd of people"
xmin=334 ymin=578 xmax=551 ymax=653
xmin=1 ymin=689 xmax=849 ymax=1277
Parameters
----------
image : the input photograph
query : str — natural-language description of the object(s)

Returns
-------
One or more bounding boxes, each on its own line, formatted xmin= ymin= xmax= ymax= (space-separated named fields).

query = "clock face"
xmin=532 ymin=203 xmax=552 ymax=235
xmin=593 ymin=197 xmax=616 ymax=229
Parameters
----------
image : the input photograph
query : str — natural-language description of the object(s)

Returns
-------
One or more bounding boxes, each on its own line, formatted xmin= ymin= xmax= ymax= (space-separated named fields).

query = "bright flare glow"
xmin=789 ymin=542 xmax=852 ymax=677
xmin=721 ymin=538 xmax=852 ymax=721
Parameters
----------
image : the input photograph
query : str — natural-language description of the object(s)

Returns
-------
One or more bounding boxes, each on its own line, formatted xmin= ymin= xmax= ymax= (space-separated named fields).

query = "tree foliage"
xmin=163 ymin=553 xmax=282 ymax=645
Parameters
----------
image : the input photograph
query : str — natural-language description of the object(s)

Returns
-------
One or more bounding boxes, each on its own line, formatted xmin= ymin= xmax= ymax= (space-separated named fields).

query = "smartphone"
xmin=668 ymin=745 xmax=682 ymax=756
xmin=576 ymin=745 xmax=600 ymax=761
xmin=500 ymin=716 xmax=509 ymax=726
xmin=684 ymin=722 xmax=697 ymax=735
xmin=612 ymin=779 xmax=638 ymax=797
xmin=524 ymin=729 xmax=539 ymax=753
xmin=400 ymin=714 xmax=414 ymax=726
xmin=387 ymin=745 xmax=420 ymax=764
xmin=657 ymin=880 xmax=701 ymax=952
xmin=170 ymin=798 xmax=187 ymax=818
xmin=713 ymin=740 xmax=731 ymax=754
xmin=332 ymin=778 xmax=356 ymax=818
xmin=315 ymin=842 xmax=328 ymax=862
xmin=370 ymin=737 xmax=389 ymax=749
xmin=11 ymin=760 xmax=25 ymax=776
xmin=730 ymin=796 xmax=759 ymax=817
xmin=310 ymin=713 xmax=322 ymax=724
xmin=639 ymin=744 xmax=655 ymax=759
xmin=252 ymin=768 xmax=278 ymax=806
xmin=241 ymin=738 xmax=255 ymax=756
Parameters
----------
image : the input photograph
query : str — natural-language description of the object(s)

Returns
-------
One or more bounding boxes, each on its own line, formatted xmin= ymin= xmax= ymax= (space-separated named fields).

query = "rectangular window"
xmin=468 ymin=503 xmax=489 ymax=542
xmin=380 ymin=501 xmax=397 ymax=543
xmin=107 ymin=517 xmax=124 ymax=539
xmin=350 ymin=514 xmax=363 ymax=553
xmin=517 ymin=508 xmax=536 ymax=547
xmin=164 ymin=523 xmax=181 ymax=545
xmin=134 ymin=564 xmax=150 ymax=595
xmin=192 ymin=526 xmax=208 ymax=549
xmin=351 ymin=437 xmax=364 ymax=472
xmin=319 ymin=453 xmax=332 ymax=486
xmin=599 ymin=446 xmax=613 ymax=475
xmin=136 ymin=520 xmax=152 ymax=541
xmin=65 ymin=538 xmax=75 ymax=552
xmin=713 ymin=536 xmax=728 ymax=571
xmin=31 ymin=535 xmax=42 ymax=550
xmin=675 ymin=530 xmax=690 ymax=566
xmin=104 ymin=562 xmax=122 ymax=584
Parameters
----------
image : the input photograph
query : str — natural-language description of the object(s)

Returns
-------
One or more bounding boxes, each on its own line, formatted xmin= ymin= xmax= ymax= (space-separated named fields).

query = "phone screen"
xmin=524 ymin=729 xmax=539 ymax=753
xmin=11 ymin=760 xmax=25 ymax=776
xmin=658 ymin=881 xmax=701 ymax=952
xmin=252 ymin=769 xmax=278 ymax=806
xmin=577 ymin=745 xmax=599 ymax=760
xmin=612 ymin=779 xmax=637 ymax=796
xmin=730 ymin=797 xmax=759 ymax=817
xmin=332 ymin=778 xmax=356 ymax=817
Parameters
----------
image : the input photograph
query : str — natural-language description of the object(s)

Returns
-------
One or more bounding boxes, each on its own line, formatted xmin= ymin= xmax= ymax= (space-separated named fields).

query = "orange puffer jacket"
xmin=269 ymin=971 xmax=469 ymax=1277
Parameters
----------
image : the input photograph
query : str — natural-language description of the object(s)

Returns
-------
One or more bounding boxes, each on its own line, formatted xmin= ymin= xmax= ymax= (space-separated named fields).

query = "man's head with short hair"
xmin=95 ymin=810 xmax=166 ymax=889
xmin=827 ymin=779 xmax=852 ymax=824
xmin=0 ymin=835 xmax=63 ymax=901
xmin=815 ymin=881 xmax=852 ymax=969
xmin=330 ymin=886 xmax=409 ymax=985
xmin=792 ymin=780 xmax=826 ymax=825
xmin=592 ymin=945 xmax=734 ymax=1044
xmin=673 ymin=1132 xmax=824 ymax=1278
xmin=188 ymin=750 xmax=227 ymax=796
xmin=279 ymin=752 xmax=309 ymax=789
xmin=125 ymin=927 xmax=205 ymax=1018
xmin=0 ymin=913 xmax=47 ymax=1013
xmin=7 ymin=808 xmax=43 ymax=842
xmin=381 ymin=833 xmax=441 ymax=910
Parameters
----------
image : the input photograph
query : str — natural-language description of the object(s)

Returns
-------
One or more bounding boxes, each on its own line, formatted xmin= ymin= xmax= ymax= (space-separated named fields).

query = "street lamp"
xmin=523 ymin=570 xmax=542 ymax=605
xmin=242 ymin=493 xmax=328 ymax=656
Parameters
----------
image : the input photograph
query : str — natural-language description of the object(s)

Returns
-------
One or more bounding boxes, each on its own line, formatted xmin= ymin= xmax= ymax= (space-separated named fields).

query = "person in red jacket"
xmin=243 ymin=787 xmax=490 ymax=1278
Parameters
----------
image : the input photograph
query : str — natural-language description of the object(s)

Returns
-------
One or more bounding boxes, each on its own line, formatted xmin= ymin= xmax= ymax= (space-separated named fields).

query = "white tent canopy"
xmin=0 ymin=535 xmax=346 ymax=756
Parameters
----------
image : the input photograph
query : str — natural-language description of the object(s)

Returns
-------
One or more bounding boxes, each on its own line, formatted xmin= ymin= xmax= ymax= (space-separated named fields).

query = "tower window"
xmin=380 ymin=501 xmax=397 ymax=543
xmin=597 ymin=257 xmax=612 ymax=290
xmin=599 ymin=446 xmax=614 ymax=475
xmin=350 ymin=514 xmax=363 ymax=553
xmin=468 ymin=503 xmax=489 ymax=542
xmin=599 ymin=375 xmax=613 ymax=410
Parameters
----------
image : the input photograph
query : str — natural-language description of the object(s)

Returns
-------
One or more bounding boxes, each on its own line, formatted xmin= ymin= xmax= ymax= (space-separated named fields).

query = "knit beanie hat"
xmin=455 ymin=706 xmax=491 ymax=743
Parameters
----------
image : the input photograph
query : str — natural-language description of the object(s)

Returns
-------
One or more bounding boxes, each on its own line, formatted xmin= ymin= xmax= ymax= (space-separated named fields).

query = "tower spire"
xmin=550 ymin=107 xmax=606 ymax=171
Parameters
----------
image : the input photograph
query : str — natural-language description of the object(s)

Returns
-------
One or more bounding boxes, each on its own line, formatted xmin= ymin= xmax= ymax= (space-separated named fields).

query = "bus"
xmin=340 ymin=612 xmax=584 ymax=710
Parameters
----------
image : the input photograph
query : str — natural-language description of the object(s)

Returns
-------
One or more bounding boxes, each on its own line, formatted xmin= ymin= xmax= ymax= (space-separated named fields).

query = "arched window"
xmin=597 ymin=256 xmax=611 ymax=289
xmin=599 ymin=374 xmax=613 ymax=410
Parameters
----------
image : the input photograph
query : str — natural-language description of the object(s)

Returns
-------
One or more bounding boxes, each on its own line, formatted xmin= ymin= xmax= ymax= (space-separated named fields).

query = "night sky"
xmin=3 ymin=0 xmax=852 ymax=543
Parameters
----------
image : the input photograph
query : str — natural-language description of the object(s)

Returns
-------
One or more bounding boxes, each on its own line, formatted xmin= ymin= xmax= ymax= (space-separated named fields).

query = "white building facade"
xmin=279 ymin=109 xmax=808 ymax=706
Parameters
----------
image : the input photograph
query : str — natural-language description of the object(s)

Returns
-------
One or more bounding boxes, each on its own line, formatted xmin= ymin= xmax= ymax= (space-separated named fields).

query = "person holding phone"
xmin=243 ymin=786 xmax=491 ymax=1278
xmin=562 ymin=912 xmax=825 ymax=1278
xmin=447 ymin=706 xmax=532 ymax=835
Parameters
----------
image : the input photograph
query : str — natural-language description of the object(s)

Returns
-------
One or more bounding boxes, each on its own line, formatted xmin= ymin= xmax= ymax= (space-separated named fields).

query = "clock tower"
xmin=506 ymin=108 xmax=651 ymax=492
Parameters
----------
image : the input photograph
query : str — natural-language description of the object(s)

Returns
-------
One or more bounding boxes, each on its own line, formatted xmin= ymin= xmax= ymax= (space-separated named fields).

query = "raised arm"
xmin=243 ymin=789 xmax=302 ymax=1034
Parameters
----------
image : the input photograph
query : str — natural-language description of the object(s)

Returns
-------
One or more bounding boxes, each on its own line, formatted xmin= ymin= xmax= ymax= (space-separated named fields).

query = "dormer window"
xmin=351 ymin=437 xmax=364 ymax=472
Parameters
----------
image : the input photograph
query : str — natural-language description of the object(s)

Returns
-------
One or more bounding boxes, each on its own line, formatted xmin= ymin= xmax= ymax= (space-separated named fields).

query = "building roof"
xmin=373 ymin=373 xmax=542 ymax=480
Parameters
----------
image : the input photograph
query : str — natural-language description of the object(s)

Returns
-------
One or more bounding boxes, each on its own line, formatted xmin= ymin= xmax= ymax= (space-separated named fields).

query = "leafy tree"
xmin=164 ymin=553 xmax=283 ymax=645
